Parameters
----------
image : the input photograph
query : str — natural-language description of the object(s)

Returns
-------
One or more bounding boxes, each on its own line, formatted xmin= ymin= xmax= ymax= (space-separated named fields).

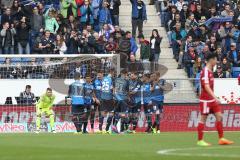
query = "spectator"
xmin=99 ymin=1 xmax=112 ymax=29
xmin=1 ymin=0 xmax=14 ymax=8
xmin=193 ymin=56 xmax=203 ymax=78
xmin=184 ymin=47 xmax=196 ymax=78
xmin=221 ymin=57 xmax=231 ymax=78
xmin=193 ymin=3 xmax=205 ymax=22
xmin=66 ymin=15 xmax=78 ymax=33
xmin=218 ymin=22 xmax=235 ymax=53
xmin=171 ymin=22 xmax=187 ymax=61
xmin=19 ymin=85 xmax=35 ymax=105
xmin=99 ymin=23 xmax=115 ymax=41
xmin=66 ymin=30 xmax=79 ymax=54
xmin=92 ymin=0 xmax=102 ymax=31
xmin=180 ymin=4 xmax=190 ymax=23
xmin=159 ymin=0 xmax=169 ymax=27
xmin=109 ymin=0 xmax=121 ymax=26
xmin=1 ymin=22 xmax=16 ymax=54
xmin=1 ymin=7 xmax=13 ymax=25
xmin=60 ymin=0 xmax=77 ymax=19
xmin=79 ymin=29 xmax=94 ymax=53
xmin=105 ymin=36 xmax=117 ymax=53
xmin=80 ymin=0 xmax=94 ymax=30
xmin=39 ymin=30 xmax=55 ymax=54
xmin=44 ymin=8 xmax=59 ymax=34
xmin=221 ymin=3 xmax=231 ymax=17
xmin=175 ymin=0 xmax=186 ymax=12
xmin=54 ymin=34 xmax=67 ymax=54
xmin=16 ymin=17 xmax=30 ymax=54
xmin=76 ymin=0 xmax=84 ymax=18
xmin=11 ymin=0 xmax=24 ymax=21
xmin=150 ymin=29 xmax=162 ymax=64
xmin=214 ymin=65 xmax=224 ymax=78
xmin=127 ymin=54 xmax=144 ymax=73
xmin=125 ymin=31 xmax=138 ymax=56
xmin=179 ymin=35 xmax=194 ymax=69
xmin=227 ymin=43 xmax=240 ymax=67
xmin=93 ymin=32 xmax=106 ymax=54
xmin=130 ymin=0 xmax=147 ymax=38
xmin=138 ymin=34 xmax=150 ymax=71
xmin=30 ymin=6 xmax=44 ymax=48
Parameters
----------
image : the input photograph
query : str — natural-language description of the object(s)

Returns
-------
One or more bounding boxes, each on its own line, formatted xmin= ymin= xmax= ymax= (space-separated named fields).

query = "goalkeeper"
xmin=35 ymin=88 xmax=56 ymax=133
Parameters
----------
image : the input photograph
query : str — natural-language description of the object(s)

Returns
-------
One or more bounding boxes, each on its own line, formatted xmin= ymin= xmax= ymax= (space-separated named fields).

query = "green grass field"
xmin=0 ymin=132 xmax=239 ymax=160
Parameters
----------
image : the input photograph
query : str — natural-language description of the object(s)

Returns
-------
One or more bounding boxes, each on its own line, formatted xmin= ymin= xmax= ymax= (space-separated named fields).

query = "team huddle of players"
xmin=68 ymin=69 xmax=167 ymax=134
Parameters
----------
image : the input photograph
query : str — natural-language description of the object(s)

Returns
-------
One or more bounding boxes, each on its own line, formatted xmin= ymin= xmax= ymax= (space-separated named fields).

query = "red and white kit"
xmin=199 ymin=67 xmax=220 ymax=115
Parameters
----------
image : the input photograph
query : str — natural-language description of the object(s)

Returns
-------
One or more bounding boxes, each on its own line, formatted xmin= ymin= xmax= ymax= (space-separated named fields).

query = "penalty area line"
xmin=157 ymin=146 xmax=240 ymax=158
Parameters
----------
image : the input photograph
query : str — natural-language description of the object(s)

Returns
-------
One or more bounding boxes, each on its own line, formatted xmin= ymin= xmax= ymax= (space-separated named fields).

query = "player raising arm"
xmin=35 ymin=88 xmax=56 ymax=133
xmin=197 ymin=53 xmax=234 ymax=146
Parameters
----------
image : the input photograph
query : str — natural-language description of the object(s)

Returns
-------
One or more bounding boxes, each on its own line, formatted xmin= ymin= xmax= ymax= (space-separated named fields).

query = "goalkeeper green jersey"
xmin=37 ymin=94 xmax=55 ymax=109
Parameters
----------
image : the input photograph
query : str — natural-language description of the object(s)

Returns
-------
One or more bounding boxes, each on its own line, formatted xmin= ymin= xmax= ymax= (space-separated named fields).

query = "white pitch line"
xmin=157 ymin=146 xmax=240 ymax=158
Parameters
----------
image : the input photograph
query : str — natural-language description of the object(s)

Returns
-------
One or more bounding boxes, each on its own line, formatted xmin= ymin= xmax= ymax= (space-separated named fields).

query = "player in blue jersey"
xmin=113 ymin=69 xmax=129 ymax=133
xmin=84 ymin=75 xmax=99 ymax=133
xmin=99 ymin=70 xmax=115 ymax=134
xmin=68 ymin=73 xmax=86 ymax=134
xmin=128 ymin=72 xmax=142 ymax=133
xmin=150 ymin=72 xmax=166 ymax=134
xmin=141 ymin=73 xmax=153 ymax=133
xmin=93 ymin=72 xmax=103 ymax=133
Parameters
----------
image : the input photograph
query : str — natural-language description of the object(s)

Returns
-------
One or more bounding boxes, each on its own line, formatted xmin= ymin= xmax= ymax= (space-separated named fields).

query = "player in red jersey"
xmin=197 ymin=53 xmax=234 ymax=146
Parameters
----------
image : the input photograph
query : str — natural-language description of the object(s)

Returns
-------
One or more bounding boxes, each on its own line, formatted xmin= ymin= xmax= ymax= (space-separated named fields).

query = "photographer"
xmin=39 ymin=30 xmax=55 ymax=54
xmin=79 ymin=29 xmax=95 ymax=54
xmin=19 ymin=85 xmax=36 ymax=105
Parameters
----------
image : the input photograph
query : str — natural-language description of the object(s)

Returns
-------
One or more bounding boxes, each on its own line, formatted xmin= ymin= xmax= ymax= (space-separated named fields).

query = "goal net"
xmin=0 ymin=54 xmax=120 ymax=133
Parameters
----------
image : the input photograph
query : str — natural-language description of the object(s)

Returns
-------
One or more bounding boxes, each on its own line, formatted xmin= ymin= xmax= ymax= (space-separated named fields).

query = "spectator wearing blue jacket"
xmin=126 ymin=31 xmax=138 ymax=55
xmin=98 ymin=1 xmax=112 ymax=30
xmin=92 ymin=0 xmax=103 ymax=31
xmin=130 ymin=0 xmax=147 ymax=38
xmin=80 ymin=0 xmax=94 ymax=31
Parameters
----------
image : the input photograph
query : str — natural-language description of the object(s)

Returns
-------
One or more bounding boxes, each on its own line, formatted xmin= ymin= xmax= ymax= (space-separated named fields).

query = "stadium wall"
xmin=0 ymin=104 xmax=240 ymax=133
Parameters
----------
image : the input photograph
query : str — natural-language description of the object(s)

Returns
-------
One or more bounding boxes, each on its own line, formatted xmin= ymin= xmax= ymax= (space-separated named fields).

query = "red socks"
xmin=197 ymin=122 xmax=204 ymax=141
xmin=216 ymin=121 xmax=224 ymax=139
xmin=198 ymin=121 xmax=224 ymax=140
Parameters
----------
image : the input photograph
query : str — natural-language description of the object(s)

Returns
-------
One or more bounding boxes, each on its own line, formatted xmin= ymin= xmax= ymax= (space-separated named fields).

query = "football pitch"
xmin=0 ymin=132 xmax=239 ymax=160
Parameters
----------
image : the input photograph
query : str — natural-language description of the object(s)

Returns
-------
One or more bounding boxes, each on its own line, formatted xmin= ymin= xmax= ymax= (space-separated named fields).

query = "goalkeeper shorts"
xmin=36 ymin=108 xmax=54 ymax=117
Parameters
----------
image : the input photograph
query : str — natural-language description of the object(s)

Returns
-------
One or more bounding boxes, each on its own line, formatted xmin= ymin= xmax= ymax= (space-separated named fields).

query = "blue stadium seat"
xmin=11 ymin=58 xmax=22 ymax=64
xmin=232 ymin=67 xmax=240 ymax=78
xmin=0 ymin=57 xmax=6 ymax=64
xmin=21 ymin=58 xmax=32 ymax=63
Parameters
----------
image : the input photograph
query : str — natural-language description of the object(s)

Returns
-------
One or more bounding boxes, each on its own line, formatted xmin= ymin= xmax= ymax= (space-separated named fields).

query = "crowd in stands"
xmin=158 ymin=0 xmax=240 ymax=78
xmin=0 ymin=0 xmax=143 ymax=55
